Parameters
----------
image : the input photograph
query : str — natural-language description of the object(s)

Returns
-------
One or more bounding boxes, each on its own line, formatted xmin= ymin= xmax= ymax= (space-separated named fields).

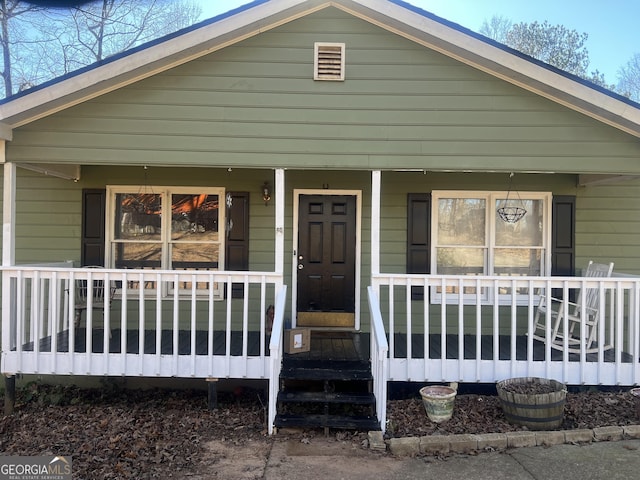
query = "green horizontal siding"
xmin=576 ymin=179 xmax=640 ymax=272
xmin=7 ymin=8 xmax=640 ymax=174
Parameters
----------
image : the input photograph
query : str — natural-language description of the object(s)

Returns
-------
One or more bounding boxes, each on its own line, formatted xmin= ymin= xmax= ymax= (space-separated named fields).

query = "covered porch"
xmin=2 ymin=168 xmax=640 ymax=434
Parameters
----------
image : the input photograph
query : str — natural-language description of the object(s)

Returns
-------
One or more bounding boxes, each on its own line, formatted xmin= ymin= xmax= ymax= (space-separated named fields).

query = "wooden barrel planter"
xmin=631 ymin=388 xmax=640 ymax=420
xmin=496 ymin=377 xmax=567 ymax=430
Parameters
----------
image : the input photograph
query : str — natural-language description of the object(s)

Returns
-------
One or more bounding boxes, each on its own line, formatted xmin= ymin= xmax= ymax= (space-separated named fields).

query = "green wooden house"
xmin=2 ymin=0 xmax=640 ymax=433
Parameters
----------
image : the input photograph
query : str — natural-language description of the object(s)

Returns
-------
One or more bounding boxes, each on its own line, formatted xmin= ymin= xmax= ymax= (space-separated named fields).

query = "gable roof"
xmin=1 ymin=0 xmax=639 ymax=141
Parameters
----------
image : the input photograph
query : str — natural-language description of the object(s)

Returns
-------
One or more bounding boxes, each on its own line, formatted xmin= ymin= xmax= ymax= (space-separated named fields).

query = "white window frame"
xmin=105 ymin=185 xmax=226 ymax=298
xmin=431 ymin=190 xmax=552 ymax=305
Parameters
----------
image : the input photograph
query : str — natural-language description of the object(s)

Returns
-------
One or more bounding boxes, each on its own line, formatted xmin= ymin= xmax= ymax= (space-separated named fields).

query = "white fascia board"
xmin=0 ymin=0 xmax=321 ymax=127
xmin=343 ymin=0 xmax=640 ymax=138
xmin=0 ymin=122 xmax=12 ymax=141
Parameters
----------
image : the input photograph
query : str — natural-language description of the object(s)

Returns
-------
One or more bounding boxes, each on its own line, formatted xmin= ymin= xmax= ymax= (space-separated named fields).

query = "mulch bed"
xmin=1 ymin=383 xmax=639 ymax=478
xmin=386 ymin=388 xmax=639 ymax=437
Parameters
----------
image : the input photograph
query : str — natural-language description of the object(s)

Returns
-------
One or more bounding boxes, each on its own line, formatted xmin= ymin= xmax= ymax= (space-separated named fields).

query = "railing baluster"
xmin=156 ymin=272 xmax=163 ymax=376
xmin=51 ymin=271 xmax=59 ymax=373
xmin=492 ymin=279 xmax=499 ymax=379
xmin=423 ymin=276 xmax=429 ymax=379
xmin=475 ymin=278 xmax=481 ymax=381
xmin=191 ymin=273 xmax=197 ymax=377
xmin=138 ymin=272 xmax=145 ymax=375
xmin=172 ymin=273 xmax=180 ymax=374
xmin=208 ymin=272 xmax=215 ymax=377
xmin=120 ymin=271 xmax=128 ymax=373
xmin=405 ymin=277 xmax=412 ymax=380
xmin=510 ymin=278 xmax=517 ymax=379
xmin=458 ymin=277 xmax=464 ymax=380
xmin=388 ymin=277 xmax=395 ymax=362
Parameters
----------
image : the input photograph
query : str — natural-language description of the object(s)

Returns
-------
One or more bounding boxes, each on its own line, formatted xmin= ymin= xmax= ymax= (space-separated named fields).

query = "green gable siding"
xmin=6 ymin=8 xmax=640 ymax=174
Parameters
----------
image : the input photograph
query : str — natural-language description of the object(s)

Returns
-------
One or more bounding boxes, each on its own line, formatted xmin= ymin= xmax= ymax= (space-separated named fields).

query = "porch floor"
xmin=19 ymin=330 xmax=634 ymax=362
xmin=23 ymin=329 xmax=266 ymax=356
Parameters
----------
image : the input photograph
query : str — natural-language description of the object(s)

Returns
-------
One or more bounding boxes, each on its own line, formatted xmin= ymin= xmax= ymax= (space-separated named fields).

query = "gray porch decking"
xmin=23 ymin=329 xmax=266 ymax=356
xmin=22 ymin=330 xmax=633 ymax=363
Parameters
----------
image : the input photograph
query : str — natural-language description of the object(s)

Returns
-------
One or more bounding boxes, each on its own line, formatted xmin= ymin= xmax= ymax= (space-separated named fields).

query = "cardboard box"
xmin=284 ymin=328 xmax=311 ymax=354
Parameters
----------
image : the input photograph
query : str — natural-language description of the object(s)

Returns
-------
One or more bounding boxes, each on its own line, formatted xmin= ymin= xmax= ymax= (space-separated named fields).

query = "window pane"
xmin=438 ymin=198 xmax=485 ymax=245
xmin=494 ymin=248 xmax=542 ymax=275
xmin=113 ymin=243 xmax=162 ymax=268
xmin=171 ymin=244 xmax=220 ymax=268
xmin=171 ymin=194 xmax=219 ymax=241
xmin=495 ymin=199 xmax=543 ymax=246
xmin=115 ymin=193 xmax=162 ymax=240
xmin=436 ymin=247 xmax=484 ymax=275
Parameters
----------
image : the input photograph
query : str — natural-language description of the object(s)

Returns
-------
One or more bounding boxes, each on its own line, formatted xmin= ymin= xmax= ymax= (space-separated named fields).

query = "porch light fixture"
xmin=497 ymin=172 xmax=527 ymax=223
xmin=262 ymin=181 xmax=271 ymax=206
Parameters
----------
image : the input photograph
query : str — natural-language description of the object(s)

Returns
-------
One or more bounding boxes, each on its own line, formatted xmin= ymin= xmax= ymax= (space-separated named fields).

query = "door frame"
xmin=292 ymin=189 xmax=362 ymax=330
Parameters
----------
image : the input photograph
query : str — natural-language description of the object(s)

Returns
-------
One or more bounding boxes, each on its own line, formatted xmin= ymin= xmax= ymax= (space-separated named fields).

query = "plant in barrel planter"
xmin=631 ymin=388 xmax=640 ymax=420
xmin=496 ymin=377 xmax=567 ymax=430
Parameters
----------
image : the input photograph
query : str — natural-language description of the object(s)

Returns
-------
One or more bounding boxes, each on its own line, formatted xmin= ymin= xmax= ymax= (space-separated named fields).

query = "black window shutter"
xmin=407 ymin=193 xmax=431 ymax=300
xmin=226 ymin=192 xmax=250 ymax=298
xmin=81 ymin=189 xmax=106 ymax=266
xmin=551 ymin=195 xmax=576 ymax=276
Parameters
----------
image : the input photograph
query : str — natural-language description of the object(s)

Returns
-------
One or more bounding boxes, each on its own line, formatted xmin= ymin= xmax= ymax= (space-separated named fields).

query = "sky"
xmin=195 ymin=0 xmax=640 ymax=84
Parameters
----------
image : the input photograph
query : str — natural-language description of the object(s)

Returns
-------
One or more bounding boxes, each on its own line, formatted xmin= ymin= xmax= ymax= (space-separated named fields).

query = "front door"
xmin=296 ymin=194 xmax=356 ymax=328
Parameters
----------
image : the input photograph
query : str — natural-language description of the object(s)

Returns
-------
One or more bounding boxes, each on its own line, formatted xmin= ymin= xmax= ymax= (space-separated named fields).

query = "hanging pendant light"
xmin=497 ymin=172 xmax=527 ymax=223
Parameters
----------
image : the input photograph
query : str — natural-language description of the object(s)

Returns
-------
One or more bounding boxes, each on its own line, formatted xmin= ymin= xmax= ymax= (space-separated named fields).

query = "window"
xmin=431 ymin=191 xmax=551 ymax=303
xmin=106 ymin=186 xmax=225 ymax=297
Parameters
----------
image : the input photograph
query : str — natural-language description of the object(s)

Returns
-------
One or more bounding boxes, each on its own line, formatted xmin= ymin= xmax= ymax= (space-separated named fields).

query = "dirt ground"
xmin=1 ymin=383 xmax=639 ymax=479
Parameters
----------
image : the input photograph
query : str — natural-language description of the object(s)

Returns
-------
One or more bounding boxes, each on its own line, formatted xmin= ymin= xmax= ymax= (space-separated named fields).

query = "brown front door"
xmin=296 ymin=194 xmax=356 ymax=328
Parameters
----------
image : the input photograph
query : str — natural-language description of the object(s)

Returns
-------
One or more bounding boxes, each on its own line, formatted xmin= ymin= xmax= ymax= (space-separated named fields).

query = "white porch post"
xmin=371 ymin=170 xmax=381 ymax=281
xmin=2 ymin=156 xmax=15 ymax=267
xmin=274 ymin=168 xmax=285 ymax=282
xmin=2 ymin=160 xmax=17 ymax=366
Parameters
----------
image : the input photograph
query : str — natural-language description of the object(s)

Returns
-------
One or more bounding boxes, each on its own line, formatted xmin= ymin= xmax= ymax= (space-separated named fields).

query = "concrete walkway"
xmin=261 ymin=438 xmax=640 ymax=480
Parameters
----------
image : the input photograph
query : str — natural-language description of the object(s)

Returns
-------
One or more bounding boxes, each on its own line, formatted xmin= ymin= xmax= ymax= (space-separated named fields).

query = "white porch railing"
xmin=268 ymin=285 xmax=287 ymax=434
xmin=1 ymin=266 xmax=284 ymax=380
xmin=370 ymin=273 xmax=640 ymax=387
xmin=367 ymin=286 xmax=389 ymax=433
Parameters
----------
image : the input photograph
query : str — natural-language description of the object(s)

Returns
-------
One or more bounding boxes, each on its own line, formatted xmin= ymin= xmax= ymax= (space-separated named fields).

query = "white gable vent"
xmin=314 ymin=42 xmax=345 ymax=81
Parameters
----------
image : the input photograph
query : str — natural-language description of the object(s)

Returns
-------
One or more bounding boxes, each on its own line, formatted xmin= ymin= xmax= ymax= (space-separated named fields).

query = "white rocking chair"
xmin=532 ymin=261 xmax=614 ymax=353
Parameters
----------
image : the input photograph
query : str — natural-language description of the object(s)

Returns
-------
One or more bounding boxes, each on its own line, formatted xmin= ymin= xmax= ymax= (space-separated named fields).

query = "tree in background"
xmin=617 ymin=53 xmax=640 ymax=102
xmin=1 ymin=0 xmax=201 ymax=98
xmin=0 ymin=0 xmax=45 ymax=96
xmin=480 ymin=16 xmax=632 ymax=98
xmin=479 ymin=15 xmax=512 ymax=44
xmin=505 ymin=21 xmax=590 ymax=77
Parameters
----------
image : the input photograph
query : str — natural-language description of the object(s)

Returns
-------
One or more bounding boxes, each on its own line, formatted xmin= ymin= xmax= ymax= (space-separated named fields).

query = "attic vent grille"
xmin=314 ymin=42 xmax=345 ymax=81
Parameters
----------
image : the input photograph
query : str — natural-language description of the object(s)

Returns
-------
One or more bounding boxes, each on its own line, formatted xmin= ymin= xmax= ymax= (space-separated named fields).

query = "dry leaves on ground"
xmin=1 ymin=383 xmax=639 ymax=479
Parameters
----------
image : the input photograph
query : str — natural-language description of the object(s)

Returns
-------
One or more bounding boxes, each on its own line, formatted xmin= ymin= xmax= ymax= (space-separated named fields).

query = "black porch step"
xmin=280 ymin=366 xmax=372 ymax=381
xmin=274 ymin=413 xmax=381 ymax=431
xmin=278 ymin=391 xmax=375 ymax=405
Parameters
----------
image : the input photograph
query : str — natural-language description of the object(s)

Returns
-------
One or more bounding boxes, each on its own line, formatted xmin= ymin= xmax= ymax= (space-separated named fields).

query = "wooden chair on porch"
xmin=532 ymin=261 xmax=614 ymax=353
xmin=74 ymin=267 xmax=117 ymax=332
